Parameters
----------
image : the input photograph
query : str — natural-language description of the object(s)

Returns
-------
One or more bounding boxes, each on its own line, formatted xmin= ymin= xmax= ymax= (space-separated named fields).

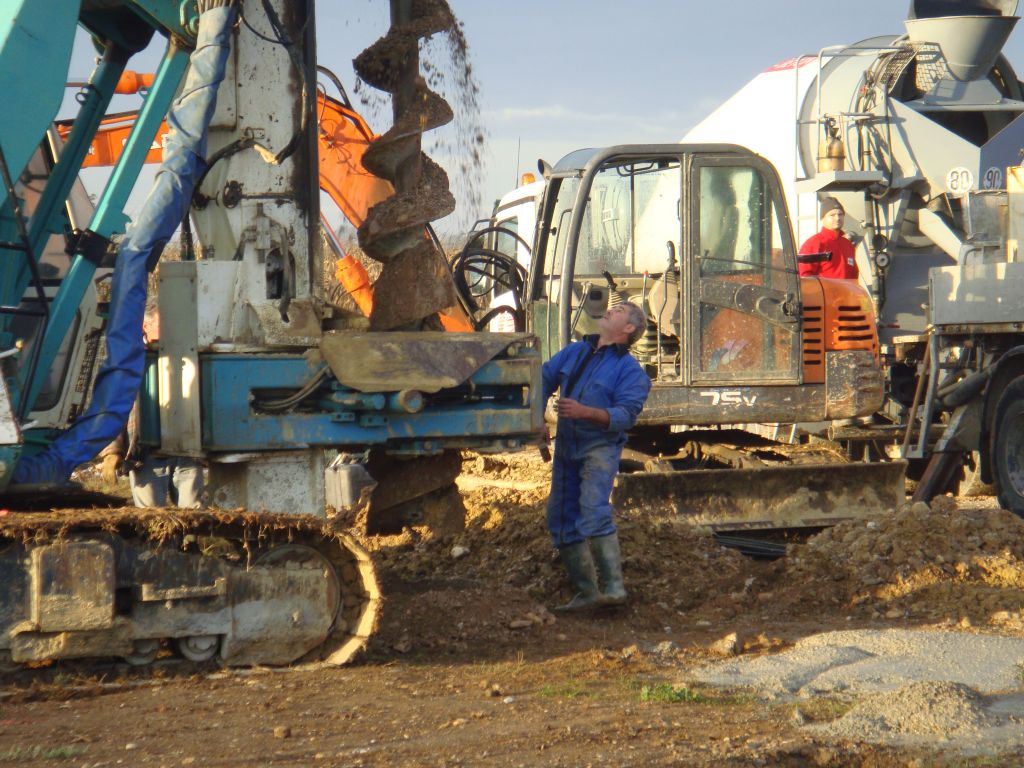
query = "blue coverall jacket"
xmin=542 ymin=336 xmax=652 ymax=547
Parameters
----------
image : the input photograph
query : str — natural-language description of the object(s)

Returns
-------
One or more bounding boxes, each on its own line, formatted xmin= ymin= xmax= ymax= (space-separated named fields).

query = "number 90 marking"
xmin=983 ymin=166 xmax=1004 ymax=190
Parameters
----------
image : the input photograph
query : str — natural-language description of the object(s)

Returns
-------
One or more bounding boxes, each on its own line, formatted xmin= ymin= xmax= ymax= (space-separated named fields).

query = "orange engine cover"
xmin=799 ymin=277 xmax=878 ymax=384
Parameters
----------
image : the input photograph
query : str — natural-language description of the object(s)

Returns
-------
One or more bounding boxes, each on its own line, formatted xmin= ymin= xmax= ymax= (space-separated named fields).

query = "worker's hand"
xmin=99 ymin=454 xmax=122 ymax=485
xmin=555 ymin=398 xmax=590 ymax=420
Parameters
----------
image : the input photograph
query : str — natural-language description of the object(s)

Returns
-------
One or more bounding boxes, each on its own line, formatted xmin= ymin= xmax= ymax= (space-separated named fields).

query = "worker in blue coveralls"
xmin=542 ymin=302 xmax=652 ymax=611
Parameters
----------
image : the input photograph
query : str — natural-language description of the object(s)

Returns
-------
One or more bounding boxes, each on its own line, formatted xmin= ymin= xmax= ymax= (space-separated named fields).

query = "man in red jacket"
xmin=798 ymin=197 xmax=858 ymax=279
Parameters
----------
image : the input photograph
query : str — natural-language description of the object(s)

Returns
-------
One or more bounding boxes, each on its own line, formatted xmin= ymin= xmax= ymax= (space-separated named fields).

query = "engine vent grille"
xmin=836 ymin=305 xmax=875 ymax=344
xmin=802 ymin=305 xmax=823 ymax=365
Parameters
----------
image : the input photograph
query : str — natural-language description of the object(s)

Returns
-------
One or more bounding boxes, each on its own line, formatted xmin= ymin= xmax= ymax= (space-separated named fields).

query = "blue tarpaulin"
xmin=14 ymin=4 xmax=237 ymax=484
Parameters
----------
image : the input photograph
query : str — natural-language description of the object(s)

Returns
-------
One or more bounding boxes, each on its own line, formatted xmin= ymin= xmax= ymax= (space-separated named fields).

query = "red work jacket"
xmin=798 ymin=228 xmax=858 ymax=279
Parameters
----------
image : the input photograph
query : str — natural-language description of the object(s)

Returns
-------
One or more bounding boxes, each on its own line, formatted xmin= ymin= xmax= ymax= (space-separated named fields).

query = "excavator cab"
xmin=527 ymin=144 xmax=806 ymax=425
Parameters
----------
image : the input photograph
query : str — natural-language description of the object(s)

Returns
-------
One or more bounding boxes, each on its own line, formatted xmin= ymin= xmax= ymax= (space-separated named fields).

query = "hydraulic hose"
xmin=14 ymin=4 xmax=238 ymax=484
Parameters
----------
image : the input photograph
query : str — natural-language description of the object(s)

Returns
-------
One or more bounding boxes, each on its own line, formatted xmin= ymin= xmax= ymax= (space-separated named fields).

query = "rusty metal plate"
xmin=11 ymin=621 xmax=133 ymax=662
xmin=30 ymin=541 xmax=115 ymax=632
xmin=362 ymin=451 xmax=463 ymax=535
xmin=320 ymin=331 xmax=530 ymax=392
xmin=250 ymin=298 xmax=323 ymax=347
xmin=825 ymin=350 xmax=885 ymax=420
xmin=220 ymin=567 xmax=333 ymax=667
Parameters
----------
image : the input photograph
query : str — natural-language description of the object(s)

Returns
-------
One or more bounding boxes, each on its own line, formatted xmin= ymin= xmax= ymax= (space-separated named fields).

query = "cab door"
xmin=687 ymin=155 xmax=801 ymax=385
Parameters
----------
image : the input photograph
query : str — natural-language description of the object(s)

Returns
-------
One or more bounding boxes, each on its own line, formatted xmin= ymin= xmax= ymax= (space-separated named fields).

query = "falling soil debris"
xmin=419 ymin=2 xmax=487 ymax=223
xmin=353 ymin=0 xmax=486 ymax=231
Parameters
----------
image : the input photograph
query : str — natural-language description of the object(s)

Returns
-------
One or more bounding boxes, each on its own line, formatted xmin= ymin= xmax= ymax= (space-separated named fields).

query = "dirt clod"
xmin=709 ymin=632 xmax=741 ymax=656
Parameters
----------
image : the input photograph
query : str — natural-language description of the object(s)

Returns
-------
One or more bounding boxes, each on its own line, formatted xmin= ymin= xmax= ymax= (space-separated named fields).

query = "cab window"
xmin=692 ymin=162 xmax=798 ymax=382
xmin=541 ymin=177 xmax=582 ymax=281
xmin=575 ymin=159 xmax=681 ymax=276
xmin=493 ymin=217 xmax=519 ymax=259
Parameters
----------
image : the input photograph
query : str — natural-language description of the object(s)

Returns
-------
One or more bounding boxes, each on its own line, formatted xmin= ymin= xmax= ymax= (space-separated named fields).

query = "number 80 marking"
xmin=946 ymin=167 xmax=974 ymax=195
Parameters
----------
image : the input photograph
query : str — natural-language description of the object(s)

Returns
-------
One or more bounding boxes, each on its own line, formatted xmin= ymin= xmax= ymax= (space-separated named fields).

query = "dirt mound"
xmin=781 ymin=499 xmax=1024 ymax=627
xmin=819 ymin=681 xmax=996 ymax=741
xmin=364 ymin=454 xmax=1024 ymax=648
xmin=367 ymin=582 xmax=557 ymax=658
xmin=461 ymin=453 xmax=551 ymax=486
xmin=362 ymin=453 xmax=759 ymax=633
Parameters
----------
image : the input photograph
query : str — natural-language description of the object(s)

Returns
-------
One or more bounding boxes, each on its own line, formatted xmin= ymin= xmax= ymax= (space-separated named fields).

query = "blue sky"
xmin=65 ymin=1 xmax=1024 ymax=237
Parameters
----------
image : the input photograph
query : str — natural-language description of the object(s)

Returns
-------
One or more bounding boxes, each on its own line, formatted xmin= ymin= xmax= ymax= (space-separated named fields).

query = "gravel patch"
xmin=814 ymin=681 xmax=1024 ymax=753
xmin=691 ymin=629 xmax=1024 ymax=751
xmin=820 ymin=681 xmax=997 ymax=739
xmin=690 ymin=628 xmax=1024 ymax=697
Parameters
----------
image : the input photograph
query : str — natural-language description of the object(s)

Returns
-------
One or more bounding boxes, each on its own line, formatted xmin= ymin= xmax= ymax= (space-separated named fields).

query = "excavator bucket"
xmin=612 ymin=461 xmax=907 ymax=531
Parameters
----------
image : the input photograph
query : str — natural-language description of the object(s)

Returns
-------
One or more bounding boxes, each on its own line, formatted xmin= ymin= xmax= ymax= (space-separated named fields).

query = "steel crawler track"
xmin=0 ymin=508 xmax=380 ymax=669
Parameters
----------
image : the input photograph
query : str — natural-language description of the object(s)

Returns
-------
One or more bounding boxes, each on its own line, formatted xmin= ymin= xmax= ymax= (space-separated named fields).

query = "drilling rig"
xmin=0 ymin=0 xmax=542 ymax=668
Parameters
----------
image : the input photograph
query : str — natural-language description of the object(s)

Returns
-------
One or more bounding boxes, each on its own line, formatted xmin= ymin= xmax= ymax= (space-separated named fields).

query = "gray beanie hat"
xmin=819 ymin=196 xmax=844 ymax=219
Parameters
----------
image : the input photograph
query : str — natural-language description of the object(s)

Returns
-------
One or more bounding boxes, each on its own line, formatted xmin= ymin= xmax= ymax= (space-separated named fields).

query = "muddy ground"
xmin=3 ymin=453 xmax=1024 ymax=767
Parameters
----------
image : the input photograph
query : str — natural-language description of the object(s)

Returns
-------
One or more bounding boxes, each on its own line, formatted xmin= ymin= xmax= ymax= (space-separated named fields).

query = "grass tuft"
xmin=538 ymin=680 xmax=588 ymax=699
xmin=639 ymin=683 xmax=706 ymax=704
xmin=0 ymin=744 xmax=88 ymax=762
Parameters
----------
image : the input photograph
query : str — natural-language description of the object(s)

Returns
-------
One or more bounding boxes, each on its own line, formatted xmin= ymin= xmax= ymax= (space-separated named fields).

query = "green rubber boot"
xmin=553 ymin=541 xmax=601 ymax=612
xmin=591 ymin=533 xmax=627 ymax=606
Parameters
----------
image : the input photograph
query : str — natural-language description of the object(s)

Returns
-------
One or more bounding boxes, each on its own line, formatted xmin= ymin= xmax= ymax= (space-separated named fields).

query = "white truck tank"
xmin=684 ymin=0 xmax=1024 ymax=348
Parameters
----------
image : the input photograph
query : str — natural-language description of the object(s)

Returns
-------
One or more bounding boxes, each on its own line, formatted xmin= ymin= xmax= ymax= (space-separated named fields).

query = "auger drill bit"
xmin=354 ymin=0 xmax=461 ymax=330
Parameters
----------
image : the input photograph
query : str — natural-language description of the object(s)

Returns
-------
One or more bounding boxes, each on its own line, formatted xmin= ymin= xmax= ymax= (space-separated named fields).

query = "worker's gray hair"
xmin=623 ymin=302 xmax=647 ymax=346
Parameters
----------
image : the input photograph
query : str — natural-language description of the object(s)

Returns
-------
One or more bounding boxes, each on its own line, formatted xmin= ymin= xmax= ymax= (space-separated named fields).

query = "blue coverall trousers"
xmin=541 ymin=335 xmax=650 ymax=550
xmin=546 ymin=437 xmax=622 ymax=548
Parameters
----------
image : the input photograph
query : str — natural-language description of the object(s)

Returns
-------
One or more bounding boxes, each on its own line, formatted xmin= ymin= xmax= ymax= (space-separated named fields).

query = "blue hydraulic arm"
xmin=23 ymin=48 xmax=130 ymax=271
xmin=14 ymin=3 xmax=233 ymax=484
xmin=18 ymin=42 xmax=189 ymax=418
xmin=0 ymin=0 xmax=79 ymax=206
xmin=5 ymin=48 xmax=129 ymax=414
xmin=0 ymin=45 xmax=129 ymax=315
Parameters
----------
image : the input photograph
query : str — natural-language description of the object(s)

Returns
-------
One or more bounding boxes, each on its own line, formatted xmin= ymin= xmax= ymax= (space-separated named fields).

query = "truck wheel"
xmin=993 ymin=376 xmax=1024 ymax=516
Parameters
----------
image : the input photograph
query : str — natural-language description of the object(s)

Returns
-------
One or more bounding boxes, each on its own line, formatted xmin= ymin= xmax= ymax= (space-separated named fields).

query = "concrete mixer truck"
xmin=683 ymin=0 xmax=1024 ymax=514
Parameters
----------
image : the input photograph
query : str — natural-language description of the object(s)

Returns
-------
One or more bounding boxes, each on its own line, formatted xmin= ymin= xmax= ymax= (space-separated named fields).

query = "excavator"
xmin=457 ymin=143 xmax=907 ymax=533
xmin=513 ymin=144 xmax=907 ymax=532
xmin=0 ymin=0 xmax=542 ymax=669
